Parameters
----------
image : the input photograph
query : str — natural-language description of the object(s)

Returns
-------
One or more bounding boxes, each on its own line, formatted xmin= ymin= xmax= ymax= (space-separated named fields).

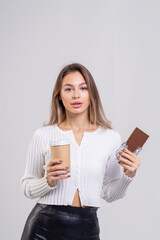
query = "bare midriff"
xmin=69 ymin=188 xmax=90 ymax=208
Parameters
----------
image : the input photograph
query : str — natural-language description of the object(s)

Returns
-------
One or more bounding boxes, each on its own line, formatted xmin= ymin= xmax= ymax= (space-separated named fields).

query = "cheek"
xmin=82 ymin=91 xmax=90 ymax=99
xmin=61 ymin=93 xmax=70 ymax=102
xmin=85 ymin=93 xmax=90 ymax=104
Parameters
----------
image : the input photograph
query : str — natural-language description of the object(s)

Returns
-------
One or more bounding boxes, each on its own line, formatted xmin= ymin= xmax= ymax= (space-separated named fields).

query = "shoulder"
xmin=98 ymin=127 xmax=122 ymax=156
xmin=32 ymin=125 xmax=56 ymax=137
xmin=99 ymin=127 xmax=122 ymax=149
xmin=99 ymin=126 xmax=121 ymax=140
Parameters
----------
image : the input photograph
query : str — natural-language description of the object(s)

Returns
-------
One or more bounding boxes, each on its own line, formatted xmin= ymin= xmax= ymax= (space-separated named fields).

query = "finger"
xmin=47 ymin=166 xmax=65 ymax=174
xmin=51 ymin=174 xmax=71 ymax=181
xmin=119 ymin=151 xmax=135 ymax=162
xmin=123 ymin=148 xmax=136 ymax=158
xmin=118 ymin=159 xmax=140 ymax=171
xmin=120 ymin=151 xmax=141 ymax=166
xmin=47 ymin=159 xmax=63 ymax=167
xmin=117 ymin=156 xmax=134 ymax=167
xmin=47 ymin=165 xmax=70 ymax=174
xmin=118 ymin=161 xmax=135 ymax=172
xmin=48 ymin=169 xmax=70 ymax=176
xmin=52 ymin=165 xmax=70 ymax=171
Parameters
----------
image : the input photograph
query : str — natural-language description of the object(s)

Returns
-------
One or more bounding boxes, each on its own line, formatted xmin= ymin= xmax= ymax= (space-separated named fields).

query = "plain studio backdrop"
xmin=1 ymin=0 xmax=160 ymax=239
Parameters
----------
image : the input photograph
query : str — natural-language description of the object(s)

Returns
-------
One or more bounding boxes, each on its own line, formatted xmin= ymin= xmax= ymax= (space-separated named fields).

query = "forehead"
xmin=62 ymin=72 xmax=86 ymax=85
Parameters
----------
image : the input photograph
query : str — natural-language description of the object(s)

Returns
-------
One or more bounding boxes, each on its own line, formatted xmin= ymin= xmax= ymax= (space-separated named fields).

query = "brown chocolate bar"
xmin=126 ymin=127 xmax=149 ymax=153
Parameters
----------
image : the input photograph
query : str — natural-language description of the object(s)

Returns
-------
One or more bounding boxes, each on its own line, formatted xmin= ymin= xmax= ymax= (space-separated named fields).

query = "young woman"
xmin=20 ymin=63 xmax=140 ymax=240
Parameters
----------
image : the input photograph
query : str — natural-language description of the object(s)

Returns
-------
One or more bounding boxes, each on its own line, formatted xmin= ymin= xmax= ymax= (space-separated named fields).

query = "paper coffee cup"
xmin=50 ymin=139 xmax=70 ymax=171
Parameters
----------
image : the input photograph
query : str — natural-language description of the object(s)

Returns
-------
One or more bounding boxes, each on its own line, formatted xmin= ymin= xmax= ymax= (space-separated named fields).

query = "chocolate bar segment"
xmin=126 ymin=127 xmax=149 ymax=153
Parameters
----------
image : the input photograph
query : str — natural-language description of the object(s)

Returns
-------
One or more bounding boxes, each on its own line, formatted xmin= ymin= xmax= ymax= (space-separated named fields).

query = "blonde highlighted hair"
xmin=43 ymin=63 xmax=112 ymax=129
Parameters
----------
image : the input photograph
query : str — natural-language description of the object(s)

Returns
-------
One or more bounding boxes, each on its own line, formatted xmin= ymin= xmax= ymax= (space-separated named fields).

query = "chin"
xmin=68 ymin=107 xmax=88 ymax=115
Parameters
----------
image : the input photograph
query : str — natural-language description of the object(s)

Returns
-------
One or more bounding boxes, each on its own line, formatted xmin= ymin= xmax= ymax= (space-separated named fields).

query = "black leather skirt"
xmin=21 ymin=203 xmax=100 ymax=240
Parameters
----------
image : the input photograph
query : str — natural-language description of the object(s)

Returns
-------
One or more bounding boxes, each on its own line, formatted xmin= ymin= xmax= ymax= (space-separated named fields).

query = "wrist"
xmin=46 ymin=177 xmax=57 ymax=187
xmin=124 ymin=170 xmax=136 ymax=178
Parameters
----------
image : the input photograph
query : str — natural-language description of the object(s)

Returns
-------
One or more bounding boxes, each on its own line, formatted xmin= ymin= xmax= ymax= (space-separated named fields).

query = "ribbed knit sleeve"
xmin=101 ymin=132 xmax=134 ymax=203
xmin=20 ymin=128 xmax=57 ymax=199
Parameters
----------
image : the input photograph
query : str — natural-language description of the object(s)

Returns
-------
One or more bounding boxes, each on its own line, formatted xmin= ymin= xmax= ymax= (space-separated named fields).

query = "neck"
xmin=61 ymin=112 xmax=93 ymax=131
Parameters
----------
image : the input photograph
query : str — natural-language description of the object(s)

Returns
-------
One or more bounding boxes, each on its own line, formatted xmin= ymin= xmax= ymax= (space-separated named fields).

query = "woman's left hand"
xmin=117 ymin=148 xmax=141 ymax=178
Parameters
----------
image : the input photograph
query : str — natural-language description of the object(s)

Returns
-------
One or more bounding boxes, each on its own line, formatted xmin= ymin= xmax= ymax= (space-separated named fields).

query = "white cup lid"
xmin=50 ymin=139 xmax=70 ymax=146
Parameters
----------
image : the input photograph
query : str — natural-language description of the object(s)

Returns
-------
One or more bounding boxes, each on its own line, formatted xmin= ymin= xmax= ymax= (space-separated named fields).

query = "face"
xmin=59 ymin=71 xmax=90 ymax=116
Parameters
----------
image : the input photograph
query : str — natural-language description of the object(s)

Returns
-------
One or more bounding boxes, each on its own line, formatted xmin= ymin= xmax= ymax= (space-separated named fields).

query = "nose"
xmin=72 ymin=89 xmax=80 ymax=99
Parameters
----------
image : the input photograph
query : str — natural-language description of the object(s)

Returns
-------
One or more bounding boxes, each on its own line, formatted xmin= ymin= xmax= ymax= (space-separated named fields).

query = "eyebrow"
xmin=63 ymin=82 xmax=87 ymax=87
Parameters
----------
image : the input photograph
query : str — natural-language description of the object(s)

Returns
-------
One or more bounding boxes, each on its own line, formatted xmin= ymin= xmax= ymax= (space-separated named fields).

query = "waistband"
xmin=37 ymin=203 xmax=98 ymax=215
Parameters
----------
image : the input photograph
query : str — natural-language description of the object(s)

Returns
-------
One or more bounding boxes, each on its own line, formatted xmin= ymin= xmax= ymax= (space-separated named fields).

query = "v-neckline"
xmin=72 ymin=131 xmax=85 ymax=147
xmin=55 ymin=124 xmax=100 ymax=148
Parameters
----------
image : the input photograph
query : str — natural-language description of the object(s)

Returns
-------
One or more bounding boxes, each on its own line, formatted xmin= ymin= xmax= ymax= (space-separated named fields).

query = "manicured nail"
xmin=59 ymin=160 xmax=63 ymax=163
xmin=123 ymin=148 xmax=127 ymax=152
xmin=66 ymin=166 xmax=69 ymax=169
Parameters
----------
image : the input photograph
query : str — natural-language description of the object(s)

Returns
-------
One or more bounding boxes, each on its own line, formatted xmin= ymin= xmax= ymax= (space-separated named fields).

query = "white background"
xmin=1 ymin=0 xmax=160 ymax=239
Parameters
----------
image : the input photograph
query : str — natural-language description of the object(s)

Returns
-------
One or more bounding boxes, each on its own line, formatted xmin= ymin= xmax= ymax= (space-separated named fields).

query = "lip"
xmin=71 ymin=102 xmax=82 ymax=105
xmin=71 ymin=102 xmax=82 ymax=109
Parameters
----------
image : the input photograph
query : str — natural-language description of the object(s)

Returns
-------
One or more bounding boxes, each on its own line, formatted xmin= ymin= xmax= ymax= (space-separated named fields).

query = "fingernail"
xmin=123 ymin=148 xmax=127 ymax=152
xmin=59 ymin=160 xmax=63 ymax=163
xmin=66 ymin=166 xmax=69 ymax=169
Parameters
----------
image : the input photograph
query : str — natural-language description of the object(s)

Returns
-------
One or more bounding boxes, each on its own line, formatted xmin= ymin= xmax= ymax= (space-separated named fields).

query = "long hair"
xmin=43 ymin=63 xmax=112 ymax=129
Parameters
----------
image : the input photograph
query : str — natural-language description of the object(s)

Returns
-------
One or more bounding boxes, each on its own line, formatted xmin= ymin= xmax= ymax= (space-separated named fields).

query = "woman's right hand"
xmin=46 ymin=159 xmax=70 ymax=187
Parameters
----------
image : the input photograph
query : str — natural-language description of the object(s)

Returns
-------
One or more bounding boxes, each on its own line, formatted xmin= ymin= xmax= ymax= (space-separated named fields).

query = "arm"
xmin=101 ymin=132 xmax=134 ymax=203
xmin=20 ymin=128 xmax=57 ymax=199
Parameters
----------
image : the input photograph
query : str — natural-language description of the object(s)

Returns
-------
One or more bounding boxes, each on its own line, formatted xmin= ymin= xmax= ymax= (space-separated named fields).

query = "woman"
xmin=20 ymin=63 xmax=140 ymax=240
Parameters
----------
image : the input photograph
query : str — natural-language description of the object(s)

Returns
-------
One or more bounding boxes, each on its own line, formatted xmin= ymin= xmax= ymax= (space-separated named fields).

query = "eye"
xmin=65 ymin=88 xmax=73 ymax=91
xmin=81 ymin=87 xmax=88 ymax=90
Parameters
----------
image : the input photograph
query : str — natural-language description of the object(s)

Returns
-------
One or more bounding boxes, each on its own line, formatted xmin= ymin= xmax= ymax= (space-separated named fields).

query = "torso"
xmin=58 ymin=123 xmax=98 ymax=208
xmin=70 ymin=131 xmax=86 ymax=207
